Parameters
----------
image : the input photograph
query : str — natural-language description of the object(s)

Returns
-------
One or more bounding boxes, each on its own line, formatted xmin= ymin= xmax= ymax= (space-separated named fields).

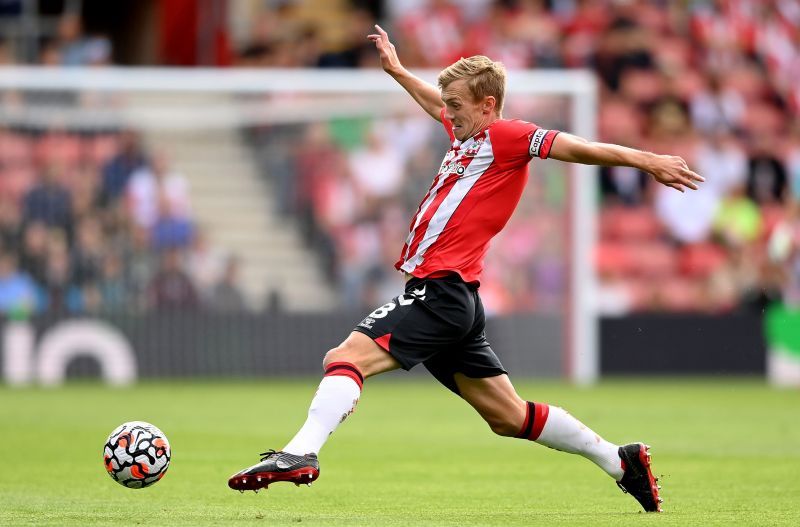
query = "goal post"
xmin=0 ymin=66 xmax=599 ymax=384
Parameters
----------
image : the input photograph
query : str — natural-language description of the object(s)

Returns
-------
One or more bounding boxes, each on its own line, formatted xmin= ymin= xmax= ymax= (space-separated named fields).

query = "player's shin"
xmin=282 ymin=362 xmax=363 ymax=456
xmin=516 ymin=401 xmax=623 ymax=480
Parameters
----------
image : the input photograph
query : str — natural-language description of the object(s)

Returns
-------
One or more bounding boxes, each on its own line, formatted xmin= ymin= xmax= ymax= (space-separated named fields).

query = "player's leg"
xmin=228 ymin=332 xmax=398 ymax=491
xmin=454 ymin=373 xmax=662 ymax=511
xmin=229 ymin=277 xmax=445 ymax=492
xmin=454 ymin=373 xmax=623 ymax=478
xmin=432 ymin=286 xmax=661 ymax=511
xmin=282 ymin=331 xmax=400 ymax=456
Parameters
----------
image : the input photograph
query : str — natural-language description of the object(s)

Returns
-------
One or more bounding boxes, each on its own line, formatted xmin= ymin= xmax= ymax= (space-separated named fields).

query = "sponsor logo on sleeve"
xmin=358 ymin=317 xmax=376 ymax=330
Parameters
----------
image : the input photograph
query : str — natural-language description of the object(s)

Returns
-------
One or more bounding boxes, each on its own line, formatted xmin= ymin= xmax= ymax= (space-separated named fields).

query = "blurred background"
xmin=0 ymin=0 xmax=799 ymax=385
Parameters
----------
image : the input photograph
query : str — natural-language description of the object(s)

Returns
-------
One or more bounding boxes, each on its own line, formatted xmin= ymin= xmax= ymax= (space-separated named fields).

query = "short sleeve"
xmin=440 ymin=107 xmax=456 ymax=142
xmin=528 ymin=126 xmax=560 ymax=160
xmin=490 ymin=119 xmax=561 ymax=165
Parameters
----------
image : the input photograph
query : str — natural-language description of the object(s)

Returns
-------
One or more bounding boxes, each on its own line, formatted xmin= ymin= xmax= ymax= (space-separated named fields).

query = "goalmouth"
xmin=0 ymin=67 xmax=599 ymax=384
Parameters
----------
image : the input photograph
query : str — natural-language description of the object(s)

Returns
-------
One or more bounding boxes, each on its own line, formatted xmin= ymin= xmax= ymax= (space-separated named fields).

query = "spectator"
xmin=317 ymin=9 xmax=376 ymax=68
xmin=294 ymin=123 xmax=347 ymax=238
xmin=395 ymin=0 xmax=464 ymax=67
xmin=99 ymin=131 xmax=146 ymax=206
xmin=461 ymin=1 xmax=533 ymax=70
xmin=150 ymin=192 xmax=195 ymax=251
xmin=655 ymin=180 xmax=720 ymax=244
xmin=22 ymin=164 xmax=73 ymax=235
xmin=0 ymin=37 xmax=13 ymax=64
xmin=599 ymin=166 xmax=649 ymax=207
xmin=127 ymin=150 xmax=191 ymax=229
xmin=67 ymin=281 xmax=103 ymax=314
xmin=312 ymin=153 xmax=359 ymax=234
xmin=0 ymin=251 xmax=38 ymax=316
xmin=38 ymin=40 xmax=62 ymax=65
xmin=185 ymin=227 xmax=225 ymax=301
xmin=695 ymin=129 xmax=748 ymax=198
xmin=56 ymin=13 xmax=112 ymax=66
xmin=713 ymin=184 xmax=763 ymax=248
xmin=147 ymin=249 xmax=199 ymax=310
xmin=123 ymin=225 xmax=157 ymax=310
xmin=768 ymin=200 xmax=800 ymax=307
xmin=347 ymin=128 xmax=404 ymax=209
xmin=69 ymin=166 xmax=101 ymax=220
xmin=71 ymin=215 xmax=105 ymax=287
xmin=747 ymin=136 xmax=788 ymax=206
xmin=560 ymin=0 xmax=611 ymax=68
xmin=788 ymin=126 xmax=800 ymax=201
xmin=0 ymin=198 xmax=21 ymax=251
xmin=208 ymin=255 xmax=246 ymax=312
xmin=18 ymin=222 xmax=50 ymax=285
xmin=690 ymin=75 xmax=746 ymax=134
xmin=40 ymin=230 xmax=71 ymax=312
xmin=98 ymin=252 xmax=129 ymax=311
xmin=593 ymin=12 xmax=655 ymax=92
xmin=235 ymin=3 xmax=303 ymax=67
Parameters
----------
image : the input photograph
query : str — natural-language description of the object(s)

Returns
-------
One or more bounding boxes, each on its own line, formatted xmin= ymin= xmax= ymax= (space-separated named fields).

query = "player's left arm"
xmin=548 ymin=132 xmax=704 ymax=192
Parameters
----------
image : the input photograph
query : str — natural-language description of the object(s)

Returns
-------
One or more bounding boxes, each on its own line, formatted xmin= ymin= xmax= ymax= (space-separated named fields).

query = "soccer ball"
xmin=103 ymin=421 xmax=171 ymax=489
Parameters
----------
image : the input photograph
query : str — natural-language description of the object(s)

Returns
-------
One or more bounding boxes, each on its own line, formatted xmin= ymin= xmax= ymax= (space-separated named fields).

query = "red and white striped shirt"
xmin=396 ymin=109 xmax=560 ymax=284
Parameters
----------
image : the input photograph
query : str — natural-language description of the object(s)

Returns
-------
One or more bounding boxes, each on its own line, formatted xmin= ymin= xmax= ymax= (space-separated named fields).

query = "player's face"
xmin=441 ymin=79 xmax=495 ymax=141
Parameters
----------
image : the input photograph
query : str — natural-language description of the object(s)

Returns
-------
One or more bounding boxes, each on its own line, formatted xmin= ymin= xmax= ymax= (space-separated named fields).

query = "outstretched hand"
xmin=367 ymin=25 xmax=403 ymax=75
xmin=650 ymin=155 xmax=704 ymax=192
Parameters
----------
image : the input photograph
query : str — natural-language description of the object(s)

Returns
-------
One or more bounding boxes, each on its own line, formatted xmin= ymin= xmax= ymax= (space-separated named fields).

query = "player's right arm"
xmin=368 ymin=25 xmax=444 ymax=121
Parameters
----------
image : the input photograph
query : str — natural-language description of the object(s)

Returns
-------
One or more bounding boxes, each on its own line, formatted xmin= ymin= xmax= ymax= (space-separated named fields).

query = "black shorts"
xmin=353 ymin=274 xmax=507 ymax=394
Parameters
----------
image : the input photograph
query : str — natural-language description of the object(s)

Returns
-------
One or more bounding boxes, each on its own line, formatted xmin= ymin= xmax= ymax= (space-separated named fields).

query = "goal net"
xmin=0 ymin=67 xmax=598 ymax=384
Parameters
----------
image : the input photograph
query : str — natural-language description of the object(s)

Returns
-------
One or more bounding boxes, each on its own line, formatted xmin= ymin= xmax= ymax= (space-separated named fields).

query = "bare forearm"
xmin=550 ymin=134 xmax=656 ymax=171
xmin=388 ymin=67 xmax=444 ymax=121
xmin=577 ymin=142 xmax=657 ymax=172
xmin=549 ymin=132 xmax=704 ymax=192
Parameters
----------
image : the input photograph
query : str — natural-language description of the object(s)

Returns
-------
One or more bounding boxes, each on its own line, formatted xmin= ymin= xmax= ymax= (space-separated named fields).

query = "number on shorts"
xmin=368 ymin=302 xmax=396 ymax=319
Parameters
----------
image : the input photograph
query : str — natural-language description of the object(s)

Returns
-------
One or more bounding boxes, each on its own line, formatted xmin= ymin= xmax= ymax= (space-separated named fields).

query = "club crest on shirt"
xmin=464 ymin=138 xmax=484 ymax=156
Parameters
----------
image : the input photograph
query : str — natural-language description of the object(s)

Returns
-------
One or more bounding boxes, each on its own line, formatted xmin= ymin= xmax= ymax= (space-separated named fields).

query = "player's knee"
xmin=322 ymin=347 xmax=344 ymax=370
xmin=322 ymin=340 xmax=357 ymax=370
xmin=485 ymin=415 xmax=519 ymax=437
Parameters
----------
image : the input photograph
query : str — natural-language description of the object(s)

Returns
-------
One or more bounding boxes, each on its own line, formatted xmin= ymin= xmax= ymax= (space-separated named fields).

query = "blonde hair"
xmin=437 ymin=56 xmax=507 ymax=114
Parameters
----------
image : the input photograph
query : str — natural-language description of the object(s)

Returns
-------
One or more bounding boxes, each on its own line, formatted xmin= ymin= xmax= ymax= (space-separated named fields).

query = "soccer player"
xmin=229 ymin=25 xmax=704 ymax=512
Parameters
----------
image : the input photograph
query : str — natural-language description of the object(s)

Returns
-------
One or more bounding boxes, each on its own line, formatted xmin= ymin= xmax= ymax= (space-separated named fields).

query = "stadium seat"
xmin=600 ymin=206 xmax=664 ymax=241
xmin=632 ymin=241 xmax=678 ymax=278
xmin=658 ymin=277 xmax=703 ymax=311
xmin=596 ymin=241 xmax=635 ymax=276
xmin=0 ymin=166 xmax=37 ymax=201
xmin=597 ymin=240 xmax=677 ymax=278
xmin=622 ymin=277 xmax=656 ymax=311
xmin=598 ymin=206 xmax=621 ymax=241
xmin=82 ymin=134 xmax=121 ymax=167
xmin=678 ymin=242 xmax=728 ymax=278
xmin=34 ymin=132 xmax=83 ymax=168
xmin=0 ymin=132 xmax=34 ymax=167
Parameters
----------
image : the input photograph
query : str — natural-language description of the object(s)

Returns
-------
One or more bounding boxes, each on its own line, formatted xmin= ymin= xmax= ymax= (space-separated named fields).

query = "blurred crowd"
xmin=0 ymin=128 xmax=246 ymax=317
xmin=0 ymin=12 xmax=250 ymax=317
xmin=3 ymin=1 xmax=800 ymax=316
xmin=242 ymin=0 xmax=800 ymax=315
xmin=0 ymin=12 xmax=112 ymax=67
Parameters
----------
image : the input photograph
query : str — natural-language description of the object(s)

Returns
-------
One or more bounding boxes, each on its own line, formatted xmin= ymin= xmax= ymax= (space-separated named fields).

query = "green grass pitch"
xmin=1 ymin=377 xmax=798 ymax=526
